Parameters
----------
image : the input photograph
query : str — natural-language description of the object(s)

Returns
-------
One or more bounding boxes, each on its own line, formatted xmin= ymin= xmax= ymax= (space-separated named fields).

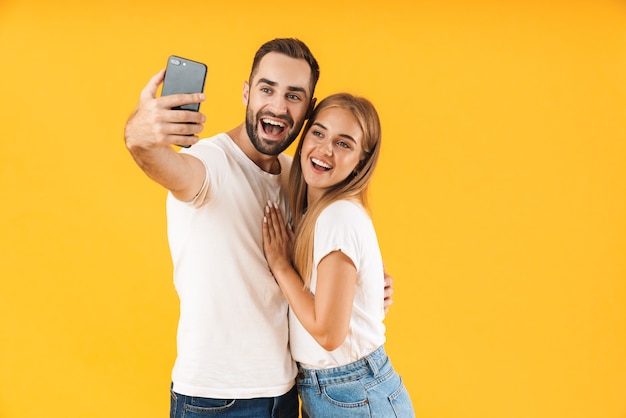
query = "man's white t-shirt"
xmin=166 ymin=133 xmax=296 ymax=398
xmin=288 ymin=200 xmax=387 ymax=369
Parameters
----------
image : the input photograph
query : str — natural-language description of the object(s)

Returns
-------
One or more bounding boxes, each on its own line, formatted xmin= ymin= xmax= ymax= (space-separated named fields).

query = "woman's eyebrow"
xmin=311 ymin=122 xmax=357 ymax=143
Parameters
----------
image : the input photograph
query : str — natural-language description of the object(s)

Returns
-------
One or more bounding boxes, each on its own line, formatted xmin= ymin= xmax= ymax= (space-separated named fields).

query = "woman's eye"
xmin=337 ymin=141 xmax=351 ymax=149
xmin=312 ymin=130 xmax=323 ymax=137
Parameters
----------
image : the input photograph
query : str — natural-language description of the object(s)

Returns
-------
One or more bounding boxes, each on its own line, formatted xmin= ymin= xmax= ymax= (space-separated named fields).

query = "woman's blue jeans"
xmin=297 ymin=345 xmax=415 ymax=417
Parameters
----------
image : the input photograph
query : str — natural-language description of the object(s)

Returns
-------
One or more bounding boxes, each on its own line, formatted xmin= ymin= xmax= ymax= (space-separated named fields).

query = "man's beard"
xmin=245 ymin=107 xmax=302 ymax=156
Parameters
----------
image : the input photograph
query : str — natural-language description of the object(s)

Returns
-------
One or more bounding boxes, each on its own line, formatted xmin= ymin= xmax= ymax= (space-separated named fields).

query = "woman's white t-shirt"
xmin=289 ymin=200 xmax=387 ymax=369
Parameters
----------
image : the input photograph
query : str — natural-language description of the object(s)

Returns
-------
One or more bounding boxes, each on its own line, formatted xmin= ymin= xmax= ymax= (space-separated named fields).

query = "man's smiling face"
xmin=243 ymin=52 xmax=313 ymax=156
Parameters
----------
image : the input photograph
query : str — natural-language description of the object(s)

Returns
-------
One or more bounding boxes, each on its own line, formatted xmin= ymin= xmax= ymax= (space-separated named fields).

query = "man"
xmin=125 ymin=38 xmax=393 ymax=417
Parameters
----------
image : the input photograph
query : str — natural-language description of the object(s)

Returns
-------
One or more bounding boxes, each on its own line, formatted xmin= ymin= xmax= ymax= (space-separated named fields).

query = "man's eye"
xmin=287 ymin=94 xmax=301 ymax=101
xmin=261 ymin=87 xmax=271 ymax=94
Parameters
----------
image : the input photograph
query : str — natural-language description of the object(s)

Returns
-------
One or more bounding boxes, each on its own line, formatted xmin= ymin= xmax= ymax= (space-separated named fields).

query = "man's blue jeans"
xmin=170 ymin=384 xmax=298 ymax=418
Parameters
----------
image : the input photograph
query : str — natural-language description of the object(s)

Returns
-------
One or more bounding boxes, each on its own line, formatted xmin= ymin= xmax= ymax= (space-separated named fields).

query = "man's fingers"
xmin=160 ymin=93 xmax=206 ymax=112
xmin=142 ymin=122 xmax=202 ymax=148
xmin=126 ymin=71 xmax=208 ymax=150
xmin=140 ymin=70 xmax=166 ymax=102
xmin=384 ymin=279 xmax=394 ymax=295
xmin=384 ymin=274 xmax=394 ymax=299
xmin=139 ymin=69 xmax=206 ymax=111
xmin=165 ymin=108 xmax=206 ymax=125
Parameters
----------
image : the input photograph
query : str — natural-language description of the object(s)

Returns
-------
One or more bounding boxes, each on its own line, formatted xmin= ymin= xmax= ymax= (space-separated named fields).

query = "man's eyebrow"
xmin=256 ymin=78 xmax=277 ymax=87
xmin=256 ymin=78 xmax=308 ymax=96
xmin=312 ymin=122 xmax=357 ymax=143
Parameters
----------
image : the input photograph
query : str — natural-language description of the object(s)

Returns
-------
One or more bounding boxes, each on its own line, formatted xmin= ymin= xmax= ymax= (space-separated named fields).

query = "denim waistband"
xmin=296 ymin=345 xmax=388 ymax=385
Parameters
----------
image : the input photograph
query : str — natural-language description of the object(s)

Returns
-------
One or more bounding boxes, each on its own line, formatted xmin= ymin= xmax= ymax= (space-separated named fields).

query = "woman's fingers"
xmin=265 ymin=201 xmax=285 ymax=238
xmin=262 ymin=212 xmax=271 ymax=242
xmin=264 ymin=204 xmax=276 ymax=242
xmin=286 ymin=223 xmax=295 ymax=242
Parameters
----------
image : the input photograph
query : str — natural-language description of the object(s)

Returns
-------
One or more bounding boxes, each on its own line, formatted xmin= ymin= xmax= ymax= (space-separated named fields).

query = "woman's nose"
xmin=320 ymin=140 xmax=333 ymax=155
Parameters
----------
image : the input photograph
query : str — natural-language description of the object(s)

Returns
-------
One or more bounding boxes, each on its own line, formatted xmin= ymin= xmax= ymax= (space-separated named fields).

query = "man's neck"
xmin=227 ymin=124 xmax=281 ymax=174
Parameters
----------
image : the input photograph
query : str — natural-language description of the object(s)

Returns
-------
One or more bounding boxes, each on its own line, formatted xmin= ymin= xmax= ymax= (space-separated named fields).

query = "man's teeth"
xmin=312 ymin=158 xmax=331 ymax=169
xmin=262 ymin=119 xmax=286 ymax=127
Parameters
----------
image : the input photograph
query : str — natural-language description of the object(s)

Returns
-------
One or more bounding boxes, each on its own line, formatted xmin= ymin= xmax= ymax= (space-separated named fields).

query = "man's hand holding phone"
xmin=125 ymin=69 xmax=206 ymax=150
xmin=124 ymin=67 xmax=208 ymax=201
xmin=160 ymin=56 xmax=208 ymax=148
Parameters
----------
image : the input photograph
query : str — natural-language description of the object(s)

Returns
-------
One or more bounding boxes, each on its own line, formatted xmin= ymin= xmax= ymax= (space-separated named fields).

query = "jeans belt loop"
xmin=365 ymin=352 xmax=380 ymax=377
xmin=310 ymin=369 xmax=322 ymax=394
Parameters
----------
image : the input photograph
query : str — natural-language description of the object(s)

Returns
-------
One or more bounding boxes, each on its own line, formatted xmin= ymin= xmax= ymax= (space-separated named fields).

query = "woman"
xmin=262 ymin=93 xmax=415 ymax=417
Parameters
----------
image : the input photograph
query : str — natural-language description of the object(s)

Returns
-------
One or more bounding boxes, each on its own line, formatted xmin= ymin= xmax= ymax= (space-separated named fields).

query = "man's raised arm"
xmin=124 ymin=70 xmax=206 ymax=202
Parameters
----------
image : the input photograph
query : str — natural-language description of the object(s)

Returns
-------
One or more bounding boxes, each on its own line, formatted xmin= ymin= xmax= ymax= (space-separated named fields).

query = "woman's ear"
xmin=352 ymin=158 xmax=365 ymax=177
xmin=242 ymin=81 xmax=250 ymax=105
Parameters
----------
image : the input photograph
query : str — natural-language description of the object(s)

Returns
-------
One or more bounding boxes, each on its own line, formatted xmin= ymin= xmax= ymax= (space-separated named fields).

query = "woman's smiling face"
xmin=300 ymin=106 xmax=364 ymax=203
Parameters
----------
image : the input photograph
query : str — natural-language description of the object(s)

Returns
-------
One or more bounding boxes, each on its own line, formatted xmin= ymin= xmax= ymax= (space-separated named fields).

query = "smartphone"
xmin=161 ymin=55 xmax=207 ymax=111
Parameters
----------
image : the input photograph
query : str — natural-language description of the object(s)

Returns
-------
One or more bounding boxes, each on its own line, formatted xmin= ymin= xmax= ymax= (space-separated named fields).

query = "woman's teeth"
xmin=312 ymin=158 xmax=331 ymax=170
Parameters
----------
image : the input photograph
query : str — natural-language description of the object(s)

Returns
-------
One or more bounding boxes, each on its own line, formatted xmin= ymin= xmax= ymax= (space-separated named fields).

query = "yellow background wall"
xmin=1 ymin=0 xmax=625 ymax=417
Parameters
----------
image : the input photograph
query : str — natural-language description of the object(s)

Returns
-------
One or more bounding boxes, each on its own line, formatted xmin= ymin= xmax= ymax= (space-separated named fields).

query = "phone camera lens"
xmin=170 ymin=58 xmax=181 ymax=66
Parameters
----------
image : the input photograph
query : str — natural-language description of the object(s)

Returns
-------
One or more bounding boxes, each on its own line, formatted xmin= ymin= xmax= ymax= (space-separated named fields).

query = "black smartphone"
xmin=161 ymin=55 xmax=207 ymax=111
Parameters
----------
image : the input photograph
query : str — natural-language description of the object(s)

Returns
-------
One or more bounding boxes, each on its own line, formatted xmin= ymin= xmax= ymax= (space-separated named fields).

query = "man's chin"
xmin=261 ymin=140 xmax=293 ymax=156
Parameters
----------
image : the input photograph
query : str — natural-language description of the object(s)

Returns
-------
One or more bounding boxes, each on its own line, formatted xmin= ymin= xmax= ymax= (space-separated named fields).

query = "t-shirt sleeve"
xmin=178 ymin=139 xmax=227 ymax=207
xmin=313 ymin=201 xmax=366 ymax=269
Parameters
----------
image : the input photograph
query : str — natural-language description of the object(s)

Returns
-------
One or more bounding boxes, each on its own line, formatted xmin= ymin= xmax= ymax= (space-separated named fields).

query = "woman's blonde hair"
xmin=288 ymin=93 xmax=382 ymax=288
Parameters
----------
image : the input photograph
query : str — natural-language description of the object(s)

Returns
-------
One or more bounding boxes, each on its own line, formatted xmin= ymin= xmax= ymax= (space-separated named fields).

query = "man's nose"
xmin=268 ymin=95 xmax=288 ymax=114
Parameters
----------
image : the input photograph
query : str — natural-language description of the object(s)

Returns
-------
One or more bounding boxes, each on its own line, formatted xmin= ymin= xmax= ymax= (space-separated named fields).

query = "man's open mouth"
xmin=261 ymin=118 xmax=287 ymax=136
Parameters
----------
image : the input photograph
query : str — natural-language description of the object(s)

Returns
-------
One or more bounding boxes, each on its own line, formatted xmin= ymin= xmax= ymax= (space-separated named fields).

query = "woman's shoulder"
xmin=324 ymin=198 xmax=361 ymax=211
xmin=319 ymin=200 xmax=370 ymax=224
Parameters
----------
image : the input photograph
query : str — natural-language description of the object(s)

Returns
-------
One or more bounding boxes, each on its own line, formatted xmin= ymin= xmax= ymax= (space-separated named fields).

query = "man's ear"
xmin=242 ymin=81 xmax=250 ymax=105
xmin=305 ymin=97 xmax=317 ymax=119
